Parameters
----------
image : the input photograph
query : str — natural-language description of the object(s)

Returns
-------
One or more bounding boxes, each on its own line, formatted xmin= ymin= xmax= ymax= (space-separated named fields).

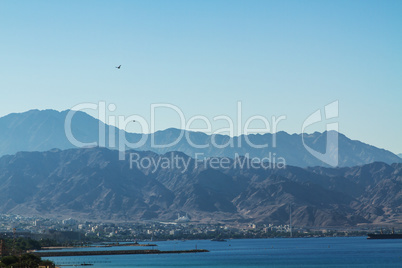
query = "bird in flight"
xmin=116 ymin=65 xmax=121 ymax=69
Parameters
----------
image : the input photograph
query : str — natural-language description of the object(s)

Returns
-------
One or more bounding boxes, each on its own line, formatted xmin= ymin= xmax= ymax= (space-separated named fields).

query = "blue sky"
xmin=1 ymin=0 xmax=401 ymax=153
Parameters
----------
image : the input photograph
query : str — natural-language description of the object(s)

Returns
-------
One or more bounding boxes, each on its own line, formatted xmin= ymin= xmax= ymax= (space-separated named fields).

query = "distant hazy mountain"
xmin=0 ymin=147 xmax=400 ymax=227
xmin=398 ymin=154 xmax=402 ymax=159
xmin=0 ymin=109 xmax=400 ymax=167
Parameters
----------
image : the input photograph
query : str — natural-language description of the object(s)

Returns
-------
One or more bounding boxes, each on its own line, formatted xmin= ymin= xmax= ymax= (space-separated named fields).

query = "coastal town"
xmin=0 ymin=214 xmax=372 ymax=244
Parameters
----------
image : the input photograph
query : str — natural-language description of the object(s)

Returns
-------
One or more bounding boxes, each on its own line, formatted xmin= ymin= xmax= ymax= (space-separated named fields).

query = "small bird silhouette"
xmin=116 ymin=65 xmax=121 ymax=69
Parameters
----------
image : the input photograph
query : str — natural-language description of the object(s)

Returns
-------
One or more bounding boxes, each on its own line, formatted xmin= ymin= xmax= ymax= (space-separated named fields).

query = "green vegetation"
xmin=0 ymin=237 xmax=70 ymax=253
xmin=1 ymin=238 xmax=41 ymax=253
xmin=0 ymin=254 xmax=54 ymax=268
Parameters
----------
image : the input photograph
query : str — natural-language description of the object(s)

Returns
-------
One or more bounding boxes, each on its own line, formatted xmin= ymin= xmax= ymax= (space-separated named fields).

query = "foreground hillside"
xmin=0 ymin=147 xmax=400 ymax=227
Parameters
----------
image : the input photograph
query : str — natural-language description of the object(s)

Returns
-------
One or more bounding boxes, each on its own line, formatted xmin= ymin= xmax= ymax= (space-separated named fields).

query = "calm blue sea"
xmin=44 ymin=237 xmax=402 ymax=267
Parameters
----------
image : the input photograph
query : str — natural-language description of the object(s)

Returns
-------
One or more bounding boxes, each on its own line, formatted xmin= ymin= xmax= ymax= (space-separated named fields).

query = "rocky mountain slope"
xmin=0 ymin=147 xmax=400 ymax=227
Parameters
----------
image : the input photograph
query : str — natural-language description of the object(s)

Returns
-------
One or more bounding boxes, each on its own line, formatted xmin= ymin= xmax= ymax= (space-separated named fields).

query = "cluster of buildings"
xmin=0 ymin=214 xmax=299 ymax=242
xmin=0 ymin=214 xmax=365 ymax=242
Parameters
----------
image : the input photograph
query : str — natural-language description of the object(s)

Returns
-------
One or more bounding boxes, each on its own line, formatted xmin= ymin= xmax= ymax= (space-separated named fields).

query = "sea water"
xmin=44 ymin=237 xmax=402 ymax=267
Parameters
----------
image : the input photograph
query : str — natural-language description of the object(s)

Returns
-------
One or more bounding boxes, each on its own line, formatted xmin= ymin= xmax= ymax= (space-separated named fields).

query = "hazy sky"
xmin=1 ymin=0 xmax=401 ymax=153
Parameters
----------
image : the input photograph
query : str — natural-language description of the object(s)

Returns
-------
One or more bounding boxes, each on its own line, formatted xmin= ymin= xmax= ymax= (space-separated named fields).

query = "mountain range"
xmin=0 ymin=109 xmax=400 ymax=168
xmin=0 ymin=147 xmax=400 ymax=227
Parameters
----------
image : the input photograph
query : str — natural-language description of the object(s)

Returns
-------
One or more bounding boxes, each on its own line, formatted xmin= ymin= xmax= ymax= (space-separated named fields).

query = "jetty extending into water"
xmin=33 ymin=249 xmax=209 ymax=257
xmin=41 ymin=242 xmax=157 ymax=250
